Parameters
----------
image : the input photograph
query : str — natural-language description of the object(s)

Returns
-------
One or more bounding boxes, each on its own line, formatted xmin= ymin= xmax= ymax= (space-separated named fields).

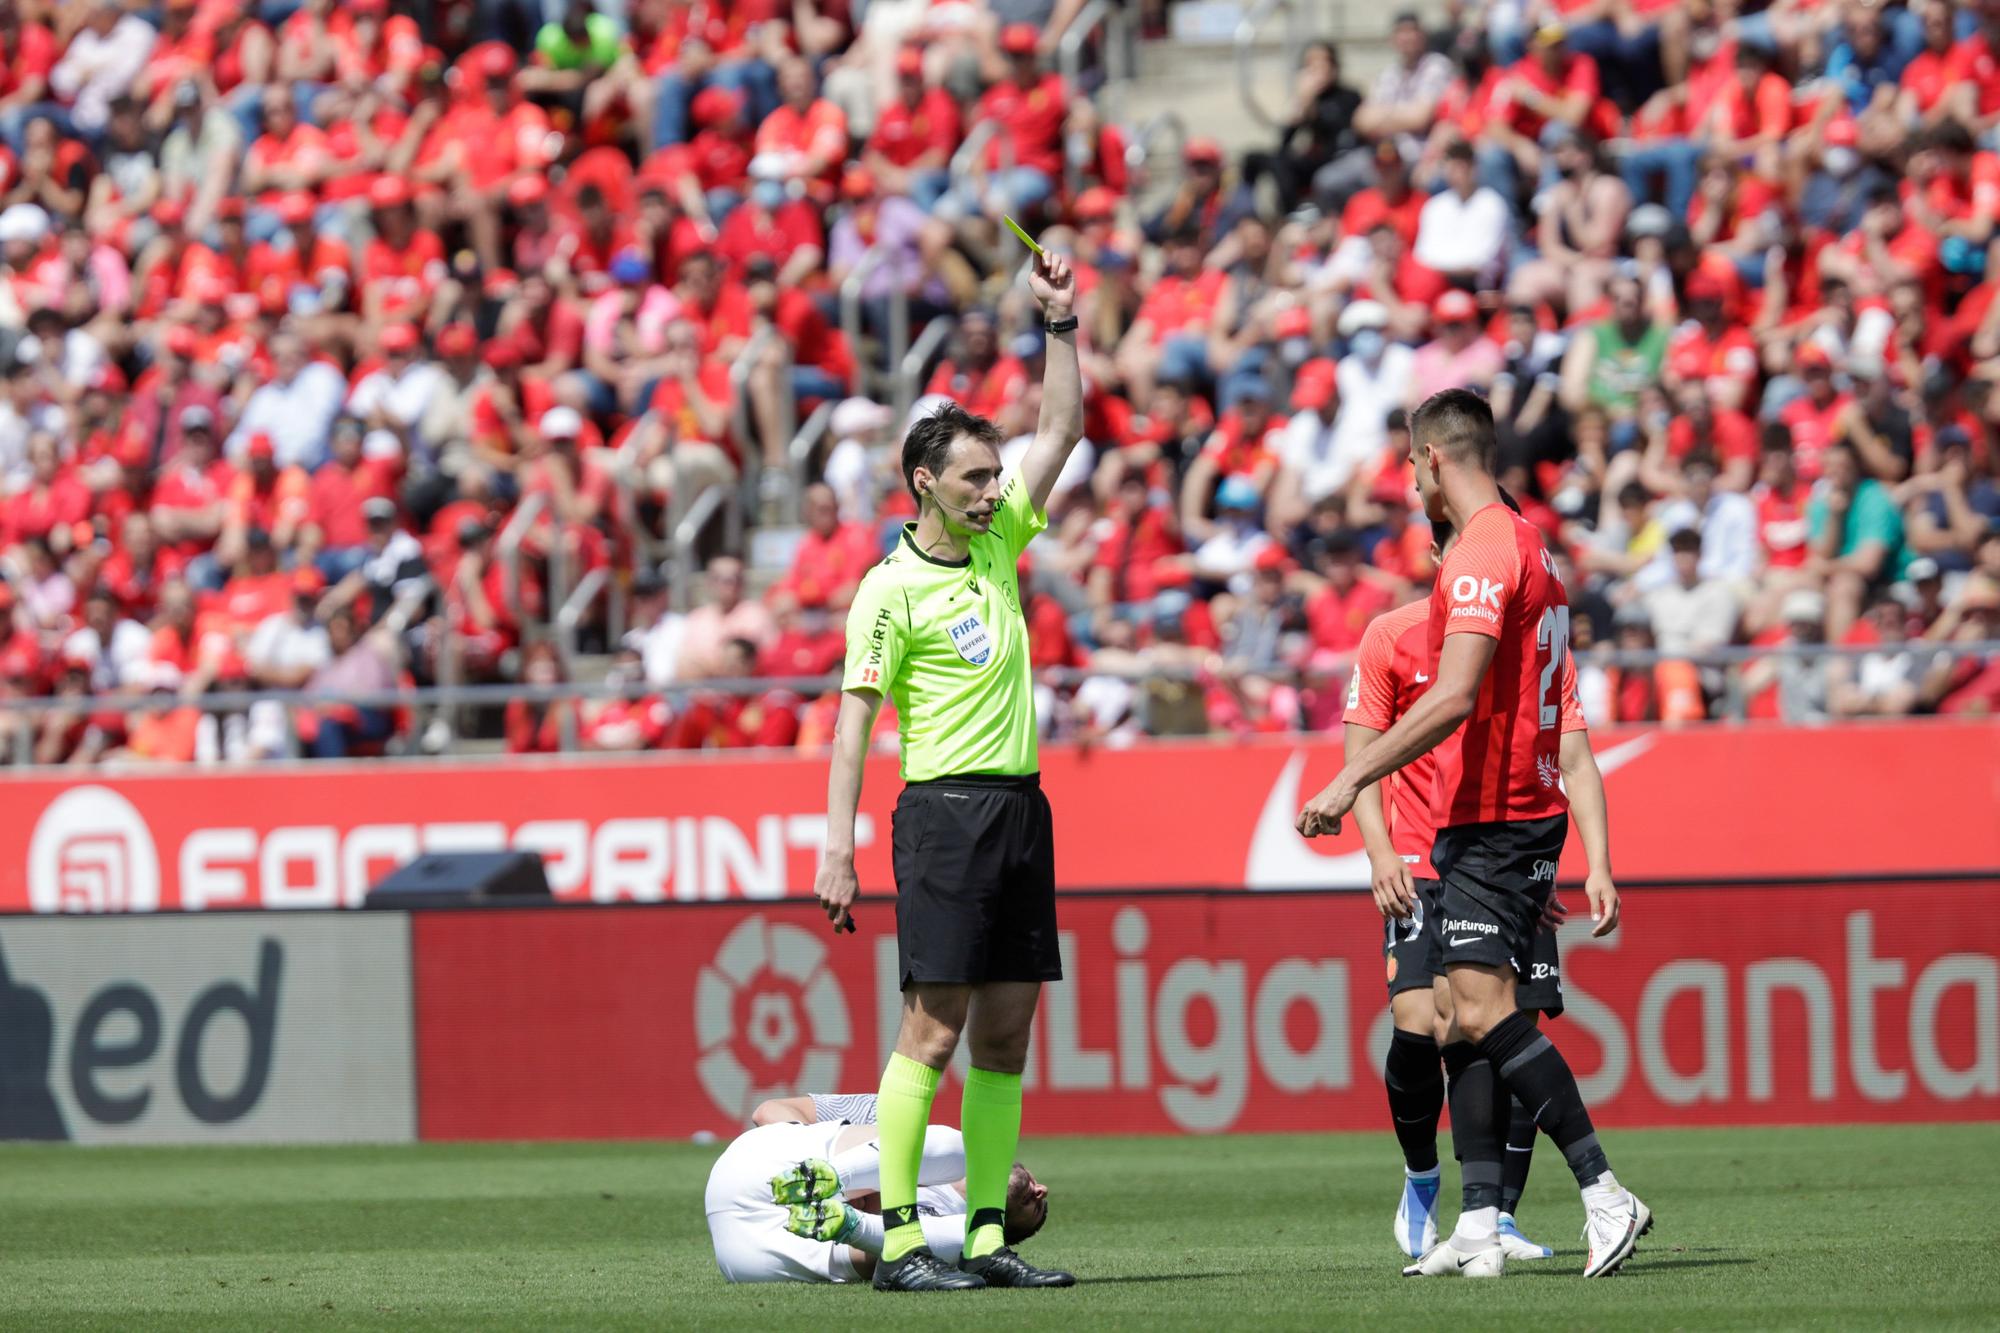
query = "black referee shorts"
xmin=891 ymin=773 xmax=1062 ymax=988
xmin=1388 ymin=876 xmax=1564 ymax=1018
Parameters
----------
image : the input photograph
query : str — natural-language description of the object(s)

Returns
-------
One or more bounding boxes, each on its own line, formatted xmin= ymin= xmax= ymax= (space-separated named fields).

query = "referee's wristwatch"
xmin=1044 ymin=314 xmax=1078 ymax=335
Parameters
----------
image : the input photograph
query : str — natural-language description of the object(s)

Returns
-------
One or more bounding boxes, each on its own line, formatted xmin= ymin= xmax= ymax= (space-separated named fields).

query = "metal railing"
xmin=668 ymin=483 xmax=736 ymax=611
xmin=895 ymin=314 xmax=954 ymax=429
xmin=787 ymin=399 xmax=835 ymax=517
xmin=495 ymin=493 xmax=546 ymax=629
xmin=1235 ymin=0 xmax=1304 ymax=130
xmin=838 ymin=244 xmax=910 ymax=401
xmin=730 ymin=323 xmax=791 ymax=518
xmin=6 ymin=641 xmax=1993 ymax=765
xmin=556 ymin=566 xmax=609 ymax=661
xmin=1059 ymin=0 xmax=1133 ymax=154
xmin=1128 ymin=111 xmax=1190 ymax=210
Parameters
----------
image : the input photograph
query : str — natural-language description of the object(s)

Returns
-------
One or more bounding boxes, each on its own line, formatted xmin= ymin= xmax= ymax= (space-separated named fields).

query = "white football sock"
xmin=1455 ymin=1205 xmax=1499 ymax=1243
xmin=831 ymin=1126 xmax=967 ymax=1191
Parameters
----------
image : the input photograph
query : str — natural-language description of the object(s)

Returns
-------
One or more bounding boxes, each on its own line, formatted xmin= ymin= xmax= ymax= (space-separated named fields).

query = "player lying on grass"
xmin=1301 ymin=389 xmax=1648 ymax=1279
xmin=705 ymin=1096 xmax=1051 ymax=1284
xmin=1348 ymin=508 xmax=1619 ymax=1263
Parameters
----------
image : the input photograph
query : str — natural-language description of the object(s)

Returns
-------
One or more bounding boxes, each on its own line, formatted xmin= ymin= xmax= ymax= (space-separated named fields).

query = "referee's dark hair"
xmin=903 ymin=401 xmax=1003 ymax=500
xmin=1410 ymin=387 xmax=1496 ymax=468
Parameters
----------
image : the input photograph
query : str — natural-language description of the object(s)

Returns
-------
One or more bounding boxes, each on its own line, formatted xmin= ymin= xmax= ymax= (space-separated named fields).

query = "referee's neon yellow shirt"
xmin=842 ymin=476 xmax=1046 ymax=783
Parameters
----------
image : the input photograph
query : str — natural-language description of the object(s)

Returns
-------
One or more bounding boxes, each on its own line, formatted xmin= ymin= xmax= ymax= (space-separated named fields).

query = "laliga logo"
xmin=694 ymin=915 xmax=850 ymax=1119
xmin=28 ymin=787 xmax=161 ymax=914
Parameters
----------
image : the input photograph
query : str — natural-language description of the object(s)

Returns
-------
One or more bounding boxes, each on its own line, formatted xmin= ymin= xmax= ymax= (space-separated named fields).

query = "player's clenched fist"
xmin=1296 ymin=775 xmax=1359 ymax=839
xmin=814 ymin=855 xmax=859 ymax=934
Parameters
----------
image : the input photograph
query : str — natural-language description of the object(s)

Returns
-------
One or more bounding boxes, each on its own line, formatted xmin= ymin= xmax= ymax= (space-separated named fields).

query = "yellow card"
xmin=1002 ymin=215 xmax=1045 ymax=257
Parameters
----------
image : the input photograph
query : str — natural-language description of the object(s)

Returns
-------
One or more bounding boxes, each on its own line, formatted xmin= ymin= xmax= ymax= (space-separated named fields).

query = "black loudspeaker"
xmin=364 ymin=851 xmax=552 ymax=909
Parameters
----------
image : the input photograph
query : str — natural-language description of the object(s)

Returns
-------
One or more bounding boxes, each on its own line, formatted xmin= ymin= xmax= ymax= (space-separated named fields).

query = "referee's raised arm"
xmin=1014 ymin=252 xmax=1085 ymax=513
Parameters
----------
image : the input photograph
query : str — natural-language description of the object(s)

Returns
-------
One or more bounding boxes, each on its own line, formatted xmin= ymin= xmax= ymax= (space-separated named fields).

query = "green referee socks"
xmin=960 ymin=1066 xmax=1024 ymax=1260
xmin=877 ymin=1052 xmax=942 ymax=1262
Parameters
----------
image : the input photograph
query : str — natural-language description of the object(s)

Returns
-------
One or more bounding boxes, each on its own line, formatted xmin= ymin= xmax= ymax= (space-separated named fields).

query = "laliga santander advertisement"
xmin=4 ymin=721 xmax=1999 ymax=913
xmin=411 ymin=885 xmax=2000 ymax=1140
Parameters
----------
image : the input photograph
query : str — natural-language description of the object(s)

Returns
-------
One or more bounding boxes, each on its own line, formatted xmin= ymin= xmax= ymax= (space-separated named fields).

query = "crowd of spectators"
xmin=1 ymin=0 xmax=1997 ymax=767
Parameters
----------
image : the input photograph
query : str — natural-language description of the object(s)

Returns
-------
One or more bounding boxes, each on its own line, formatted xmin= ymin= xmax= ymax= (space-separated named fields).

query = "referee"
xmin=816 ymin=248 xmax=1081 ymax=1293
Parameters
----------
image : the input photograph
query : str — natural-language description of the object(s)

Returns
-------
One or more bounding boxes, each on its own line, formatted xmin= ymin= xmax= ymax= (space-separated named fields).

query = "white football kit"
xmin=705 ymin=1109 xmax=966 ymax=1283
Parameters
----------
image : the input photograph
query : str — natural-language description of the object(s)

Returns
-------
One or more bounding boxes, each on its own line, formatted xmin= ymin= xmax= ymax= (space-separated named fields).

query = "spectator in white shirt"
xmin=1645 ymin=528 xmax=1740 ymax=656
xmin=346 ymin=323 xmax=449 ymax=464
xmin=1642 ymin=452 xmax=1760 ymax=593
xmin=1270 ymin=358 xmax=1345 ymax=528
xmin=228 ymin=331 xmax=348 ymax=471
xmin=1353 ymin=13 xmax=1457 ymax=158
xmin=1414 ymin=142 xmax=1511 ymax=287
xmin=41 ymin=1 xmax=156 ymax=145
xmin=1330 ymin=299 xmax=1414 ymax=469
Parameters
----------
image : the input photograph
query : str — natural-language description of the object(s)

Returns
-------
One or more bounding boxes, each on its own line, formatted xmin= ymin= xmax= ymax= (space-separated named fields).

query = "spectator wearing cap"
xmin=621 ymin=562 xmax=686 ymax=687
xmin=150 ymin=409 xmax=235 ymax=587
xmin=1243 ymin=40 xmax=1366 ymax=213
xmin=468 ymin=331 xmax=556 ymax=470
xmin=643 ymin=0 xmax=781 ymax=153
xmin=1409 ymin=288 xmax=1504 ymax=405
xmin=227 ymin=330 xmax=347 ymax=471
xmin=1182 ymin=380 xmax=1284 ymax=544
xmin=1743 ymin=588 xmax=1834 ymax=723
xmin=432 ymin=48 xmax=557 ymax=273
xmin=1808 ymin=438 xmax=1908 ymax=639
xmin=221 ymin=433 xmax=311 ymax=568
xmin=1116 ymin=228 xmax=1225 ymax=406
xmin=865 ymin=46 xmax=963 ymax=214
xmin=1088 ymin=468 xmax=1186 ymax=610
xmin=1663 ymin=270 xmax=1759 ymax=416
xmin=346 ymin=323 xmax=446 ymax=464
xmin=1188 ymin=472 xmax=1276 ymax=596
xmin=304 ymin=422 xmax=394 ymax=583
xmin=245 ymin=190 xmax=352 ymax=319
xmin=661 ymin=86 xmax=751 ymax=225
xmin=1331 ymin=297 xmax=1413 ymax=461
xmin=946 ymin=24 xmax=1066 ymax=225
xmin=820 ymin=396 xmax=897 ymax=523
xmin=1776 ymin=342 xmax=1851 ymax=480
xmin=1144 ymin=136 xmax=1249 ymax=252
xmin=1477 ymin=23 xmax=1609 ymax=208
xmin=357 ymin=176 xmax=448 ymax=328
xmin=769 ymin=482 xmax=880 ymax=613
xmin=519 ymin=404 xmax=613 ymax=576
xmin=1413 ymin=142 xmax=1509 ymax=287
xmin=580 ymin=248 xmax=677 ymax=414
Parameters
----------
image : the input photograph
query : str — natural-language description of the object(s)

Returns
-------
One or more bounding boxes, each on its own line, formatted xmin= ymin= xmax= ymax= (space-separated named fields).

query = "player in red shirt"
xmin=1346 ymin=506 xmax=1606 ymax=1264
xmin=1299 ymin=389 xmax=1646 ymax=1280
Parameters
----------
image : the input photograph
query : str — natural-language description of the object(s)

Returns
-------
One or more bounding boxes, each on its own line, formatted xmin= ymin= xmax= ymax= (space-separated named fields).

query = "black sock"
xmin=1479 ymin=1009 xmax=1611 ymax=1187
xmin=1500 ymin=1095 xmax=1537 ymax=1215
xmin=1441 ymin=1042 xmax=1503 ymax=1212
xmin=1384 ymin=1029 xmax=1445 ymax=1174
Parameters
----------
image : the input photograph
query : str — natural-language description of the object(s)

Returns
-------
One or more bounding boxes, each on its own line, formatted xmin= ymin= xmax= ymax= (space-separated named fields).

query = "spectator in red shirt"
xmin=305 ymin=419 xmax=394 ymax=582
xmin=719 ymin=161 xmax=824 ymax=286
xmin=1116 ymin=228 xmax=1226 ymax=406
xmin=864 ymin=45 xmax=960 ymax=211
xmin=149 ymin=413 xmax=234 ymax=585
xmin=504 ymin=639 xmax=577 ymax=754
xmin=947 ymin=25 xmax=1064 ymax=225
xmin=752 ymin=56 xmax=846 ymax=190
xmin=1089 ymin=470 xmax=1185 ymax=608
xmin=770 ymin=482 xmax=877 ymax=612
xmin=1303 ymin=529 xmax=1392 ymax=658
xmin=925 ymin=309 xmax=1025 ymax=420
xmin=1482 ymin=23 xmax=1605 ymax=205
xmin=1665 ymin=269 xmax=1760 ymax=412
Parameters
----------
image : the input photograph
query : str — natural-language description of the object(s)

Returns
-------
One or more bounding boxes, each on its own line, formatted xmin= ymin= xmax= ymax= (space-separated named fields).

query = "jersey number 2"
xmin=1537 ymin=605 xmax=1570 ymax=731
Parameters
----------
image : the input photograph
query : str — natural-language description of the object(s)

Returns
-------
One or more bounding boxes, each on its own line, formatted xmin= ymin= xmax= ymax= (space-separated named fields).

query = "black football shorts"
xmin=891 ymin=773 xmax=1061 ymax=987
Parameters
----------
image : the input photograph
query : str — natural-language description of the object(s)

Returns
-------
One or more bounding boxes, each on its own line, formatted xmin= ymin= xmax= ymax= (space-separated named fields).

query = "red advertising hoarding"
xmin=410 ymin=884 xmax=2000 ymax=1140
xmin=5 ymin=722 xmax=1998 ymax=913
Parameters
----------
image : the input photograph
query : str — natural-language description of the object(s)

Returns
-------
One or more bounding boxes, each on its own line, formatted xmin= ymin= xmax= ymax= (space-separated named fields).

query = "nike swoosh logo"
xmin=1456 ymin=1256 xmax=1480 ymax=1269
xmin=1244 ymin=753 xmax=1374 ymax=889
xmin=1414 ymin=672 xmax=1430 ymax=683
xmin=1448 ymin=937 xmax=1481 ymax=947
xmin=1245 ymin=738 xmax=1657 ymax=890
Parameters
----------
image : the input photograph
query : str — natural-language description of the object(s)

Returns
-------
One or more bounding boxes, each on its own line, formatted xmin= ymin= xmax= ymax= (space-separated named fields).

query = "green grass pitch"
xmin=3 ymin=1125 xmax=1996 ymax=1330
